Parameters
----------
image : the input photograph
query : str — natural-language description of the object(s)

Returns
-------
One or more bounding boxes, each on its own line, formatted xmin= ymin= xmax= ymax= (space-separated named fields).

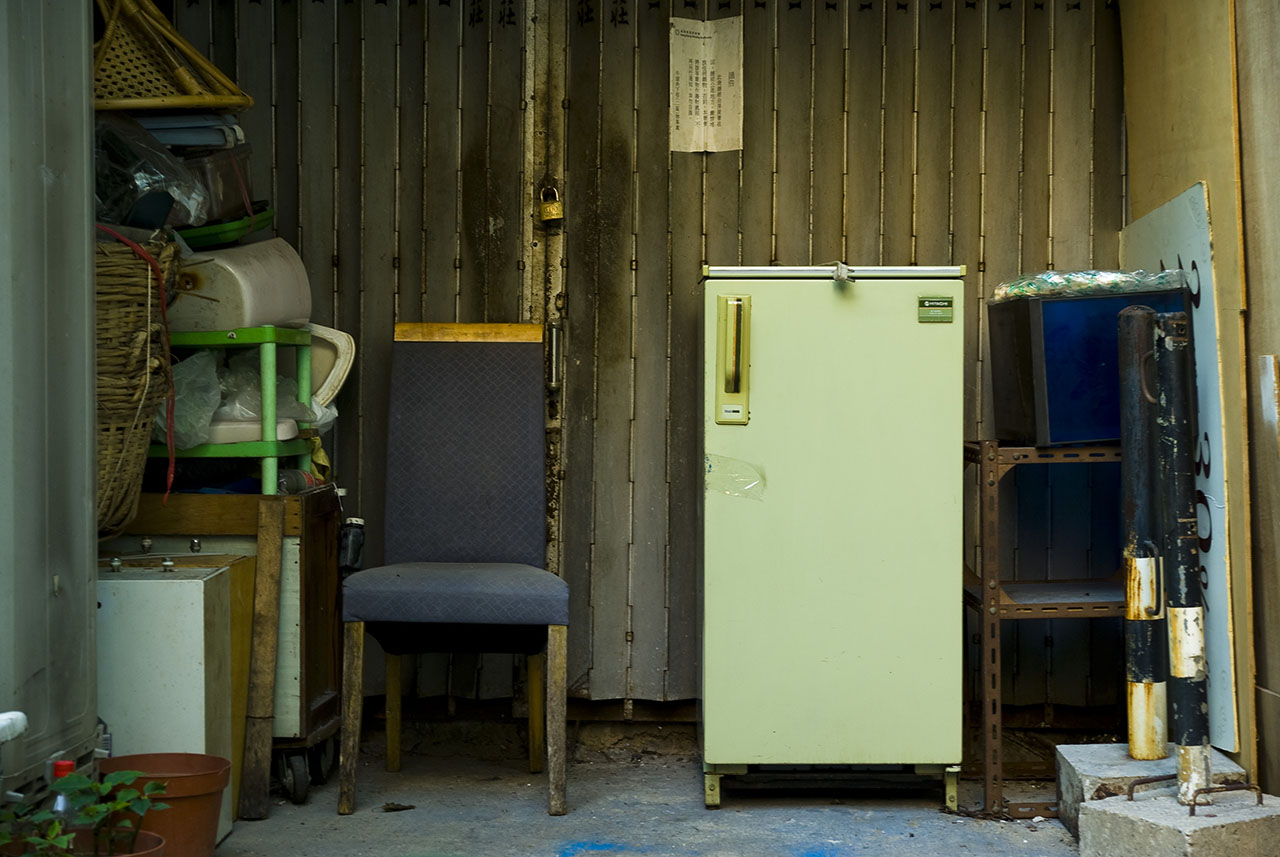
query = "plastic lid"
xmin=53 ymin=760 xmax=74 ymax=778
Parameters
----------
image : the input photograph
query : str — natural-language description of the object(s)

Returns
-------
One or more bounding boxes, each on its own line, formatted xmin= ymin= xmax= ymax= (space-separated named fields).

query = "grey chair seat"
xmin=343 ymin=562 xmax=569 ymax=626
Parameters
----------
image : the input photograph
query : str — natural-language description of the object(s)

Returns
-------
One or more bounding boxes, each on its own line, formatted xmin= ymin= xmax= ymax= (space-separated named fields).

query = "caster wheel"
xmin=278 ymin=752 xmax=310 ymax=804
xmin=308 ymin=735 xmax=337 ymax=785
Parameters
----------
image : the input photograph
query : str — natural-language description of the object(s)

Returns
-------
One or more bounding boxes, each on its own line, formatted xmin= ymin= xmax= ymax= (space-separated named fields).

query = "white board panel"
xmin=1120 ymin=182 xmax=1238 ymax=752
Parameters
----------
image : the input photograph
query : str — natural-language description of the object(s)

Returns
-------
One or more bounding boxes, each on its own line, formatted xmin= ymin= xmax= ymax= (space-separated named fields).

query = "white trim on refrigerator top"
xmin=703 ymin=264 xmax=966 ymax=280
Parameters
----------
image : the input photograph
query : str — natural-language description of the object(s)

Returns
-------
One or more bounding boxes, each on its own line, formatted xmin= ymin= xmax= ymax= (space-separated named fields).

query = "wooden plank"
xmin=952 ymin=0 xmax=983 ymax=439
xmin=1020 ymin=0 xmax=1050 ymax=273
xmin=666 ymin=1 xmax=706 ymax=703
xmin=546 ymin=624 xmax=567 ymax=814
xmin=334 ymin=0 xmax=364 ymax=504
xmin=359 ymin=0 xmax=400 ymax=568
xmin=424 ymin=0 xmax=462 ymax=321
xmin=774 ymin=0 xmax=813 ymax=265
xmin=299 ymin=0 xmax=337 ymax=329
xmin=336 ymin=620 xmax=364 ymax=815
xmin=273 ymin=0 xmax=301 ymax=247
xmin=459 ymin=3 xmax=489 ymax=322
xmin=845 ymin=0 xmax=884 ymax=265
xmin=1091 ymin=0 xmax=1122 ymax=269
xmin=704 ymin=0 xmax=743 ymax=266
xmin=881 ymin=0 xmax=914 ymax=265
xmin=740 ymin=1 xmax=774 ymax=266
xmin=1049 ymin=0 xmax=1093 ymax=271
xmin=527 ymin=650 xmax=545 ymax=771
xmin=397 ymin=0 xmax=427 ymax=325
xmin=238 ymin=498 xmax=285 ymax=820
xmin=913 ymin=0 xmax=951 ymax=265
xmin=981 ymin=0 xmax=1023 ymax=293
xmin=394 ymin=322 xmax=543 ymax=342
xmin=811 ymin=0 xmax=845 ymax=264
xmin=562 ymin=0 xmax=603 ymax=696
xmin=631 ymin=0 xmax=674 ymax=701
xmin=587 ymin=0 xmax=637 ymax=702
xmin=234 ymin=0 xmax=274 ymax=207
xmin=487 ymin=0 xmax=527 ymax=321
xmin=126 ymin=489 xmax=336 ymax=537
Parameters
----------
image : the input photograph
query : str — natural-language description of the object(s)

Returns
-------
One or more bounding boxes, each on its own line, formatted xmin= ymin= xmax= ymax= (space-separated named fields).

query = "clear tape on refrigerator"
xmin=705 ymin=453 xmax=766 ymax=500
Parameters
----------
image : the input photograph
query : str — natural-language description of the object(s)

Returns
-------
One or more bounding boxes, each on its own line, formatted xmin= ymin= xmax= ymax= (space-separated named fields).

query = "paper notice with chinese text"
xmin=669 ymin=17 xmax=743 ymax=152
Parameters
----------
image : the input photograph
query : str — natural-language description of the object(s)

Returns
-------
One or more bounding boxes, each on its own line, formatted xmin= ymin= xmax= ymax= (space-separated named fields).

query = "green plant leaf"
xmin=52 ymin=773 xmax=92 ymax=795
xmin=101 ymin=770 xmax=142 ymax=788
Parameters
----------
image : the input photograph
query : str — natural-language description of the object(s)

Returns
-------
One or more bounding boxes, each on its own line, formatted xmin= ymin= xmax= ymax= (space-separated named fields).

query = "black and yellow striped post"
xmin=1154 ymin=311 xmax=1211 ymax=805
xmin=1118 ymin=306 xmax=1168 ymax=761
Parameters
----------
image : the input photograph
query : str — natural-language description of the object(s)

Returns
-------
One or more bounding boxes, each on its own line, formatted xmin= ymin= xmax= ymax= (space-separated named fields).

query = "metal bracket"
xmin=1189 ymin=783 xmax=1263 ymax=816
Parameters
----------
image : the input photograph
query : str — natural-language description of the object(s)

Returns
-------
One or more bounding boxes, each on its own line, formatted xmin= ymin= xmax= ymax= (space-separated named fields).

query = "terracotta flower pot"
xmin=68 ymin=828 xmax=165 ymax=857
xmin=98 ymin=754 xmax=229 ymax=857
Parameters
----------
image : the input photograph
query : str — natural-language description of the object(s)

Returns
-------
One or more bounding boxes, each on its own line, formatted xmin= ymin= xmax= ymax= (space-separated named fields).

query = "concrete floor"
xmin=216 ymin=750 xmax=1079 ymax=857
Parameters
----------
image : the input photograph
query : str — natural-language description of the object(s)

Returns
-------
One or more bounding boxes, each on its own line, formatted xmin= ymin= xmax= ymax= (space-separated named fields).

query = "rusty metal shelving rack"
xmin=964 ymin=440 xmax=1126 ymax=818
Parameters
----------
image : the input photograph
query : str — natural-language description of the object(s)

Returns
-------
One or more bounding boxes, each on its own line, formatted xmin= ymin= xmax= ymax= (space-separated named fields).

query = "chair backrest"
xmin=383 ymin=323 xmax=546 ymax=568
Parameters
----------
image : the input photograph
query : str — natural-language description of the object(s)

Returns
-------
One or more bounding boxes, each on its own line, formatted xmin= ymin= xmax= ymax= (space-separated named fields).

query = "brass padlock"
xmin=539 ymin=187 xmax=564 ymax=222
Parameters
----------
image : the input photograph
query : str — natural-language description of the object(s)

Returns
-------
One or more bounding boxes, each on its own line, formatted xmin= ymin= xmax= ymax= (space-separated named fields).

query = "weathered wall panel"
xmin=811 ymin=3 xmax=845 ymax=265
xmin=775 ymin=1 xmax=813 ymax=265
xmin=181 ymin=0 xmax=1125 ymax=707
xmin=664 ymin=1 xmax=707 ymax=704
xmin=562 ymin=0 xmax=603 ymax=696
xmin=590 ymin=0 xmax=637 ymax=702
xmin=915 ymin=0 xmax=952 ymax=265
xmin=631 ymin=0 xmax=675 ymax=701
xmin=1236 ymin=0 xmax=1280 ymax=790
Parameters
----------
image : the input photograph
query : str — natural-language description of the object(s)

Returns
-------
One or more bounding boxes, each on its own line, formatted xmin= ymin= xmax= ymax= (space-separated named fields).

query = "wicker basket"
xmin=93 ymin=0 xmax=252 ymax=111
xmin=96 ymin=239 xmax=175 ymax=538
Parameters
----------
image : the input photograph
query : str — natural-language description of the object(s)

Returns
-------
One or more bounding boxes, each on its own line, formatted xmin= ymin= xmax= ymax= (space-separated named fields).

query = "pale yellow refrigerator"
xmin=701 ymin=265 xmax=965 ymax=808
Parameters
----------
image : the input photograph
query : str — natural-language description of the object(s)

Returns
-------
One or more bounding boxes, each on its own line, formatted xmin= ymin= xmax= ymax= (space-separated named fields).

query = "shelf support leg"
xmin=980 ymin=439 xmax=1003 ymax=816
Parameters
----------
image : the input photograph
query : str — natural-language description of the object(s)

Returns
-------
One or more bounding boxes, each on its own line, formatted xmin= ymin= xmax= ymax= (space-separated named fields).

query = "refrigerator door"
xmin=702 ymin=269 xmax=963 ymax=766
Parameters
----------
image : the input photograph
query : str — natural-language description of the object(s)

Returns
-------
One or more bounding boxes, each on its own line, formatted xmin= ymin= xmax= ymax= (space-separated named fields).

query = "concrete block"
xmin=1079 ymin=787 xmax=1280 ymax=857
xmin=1057 ymin=743 xmax=1245 ymax=837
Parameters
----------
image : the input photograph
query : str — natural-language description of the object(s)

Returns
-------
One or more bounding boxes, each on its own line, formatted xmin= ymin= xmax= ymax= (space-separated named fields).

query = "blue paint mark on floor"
xmin=556 ymin=842 xmax=631 ymax=857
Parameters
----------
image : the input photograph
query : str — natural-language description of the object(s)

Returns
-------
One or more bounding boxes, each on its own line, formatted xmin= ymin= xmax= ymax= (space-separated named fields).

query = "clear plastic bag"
xmin=153 ymin=349 xmax=221 ymax=448
xmin=990 ymin=269 xmax=1189 ymax=304
xmin=215 ymin=350 xmax=319 ymax=423
xmin=94 ymin=114 xmax=210 ymax=228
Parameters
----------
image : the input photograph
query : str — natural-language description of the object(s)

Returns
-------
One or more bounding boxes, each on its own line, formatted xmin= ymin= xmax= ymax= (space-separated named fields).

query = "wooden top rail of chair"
xmin=394 ymin=322 xmax=542 ymax=343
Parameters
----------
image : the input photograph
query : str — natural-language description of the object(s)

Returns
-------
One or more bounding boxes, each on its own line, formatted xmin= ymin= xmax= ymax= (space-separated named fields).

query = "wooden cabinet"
xmin=104 ymin=486 xmax=341 ymax=746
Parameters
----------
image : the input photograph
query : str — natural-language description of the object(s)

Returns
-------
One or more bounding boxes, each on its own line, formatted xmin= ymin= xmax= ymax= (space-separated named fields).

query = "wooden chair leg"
xmin=385 ymin=653 xmax=402 ymax=772
xmin=546 ymin=624 xmax=567 ymax=815
xmin=337 ymin=621 xmax=364 ymax=815
xmin=527 ymin=651 xmax=546 ymax=774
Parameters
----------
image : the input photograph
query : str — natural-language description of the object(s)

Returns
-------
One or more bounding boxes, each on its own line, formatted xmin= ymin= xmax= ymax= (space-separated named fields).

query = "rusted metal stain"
xmin=1125 ymin=555 xmax=1162 ymax=620
xmin=1126 ymin=680 xmax=1169 ymax=760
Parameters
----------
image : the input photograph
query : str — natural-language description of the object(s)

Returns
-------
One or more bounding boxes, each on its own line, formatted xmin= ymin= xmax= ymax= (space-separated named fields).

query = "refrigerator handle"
xmin=715 ymin=295 xmax=750 ymax=425
xmin=725 ymin=297 xmax=744 ymax=393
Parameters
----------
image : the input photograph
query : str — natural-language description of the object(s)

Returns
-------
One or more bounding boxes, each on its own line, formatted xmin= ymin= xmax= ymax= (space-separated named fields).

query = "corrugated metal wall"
xmin=173 ymin=0 xmax=1124 ymax=705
